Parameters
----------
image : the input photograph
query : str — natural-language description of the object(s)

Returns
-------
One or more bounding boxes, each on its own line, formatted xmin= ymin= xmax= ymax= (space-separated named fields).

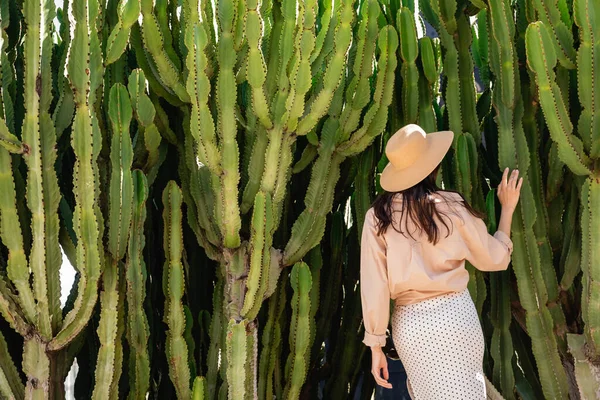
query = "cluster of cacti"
xmin=0 ymin=0 xmax=399 ymax=398
xmin=1 ymin=0 xmax=600 ymax=398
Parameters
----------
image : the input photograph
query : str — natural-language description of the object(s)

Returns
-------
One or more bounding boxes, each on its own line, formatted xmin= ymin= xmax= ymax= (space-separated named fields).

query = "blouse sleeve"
xmin=456 ymin=211 xmax=514 ymax=272
xmin=360 ymin=208 xmax=390 ymax=347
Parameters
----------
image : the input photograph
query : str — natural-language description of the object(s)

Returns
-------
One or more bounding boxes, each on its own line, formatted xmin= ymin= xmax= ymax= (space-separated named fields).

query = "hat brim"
xmin=379 ymin=130 xmax=454 ymax=192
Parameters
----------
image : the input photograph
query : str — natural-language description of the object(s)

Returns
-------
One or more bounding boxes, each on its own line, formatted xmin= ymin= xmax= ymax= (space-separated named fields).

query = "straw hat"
xmin=380 ymin=124 xmax=454 ymax=192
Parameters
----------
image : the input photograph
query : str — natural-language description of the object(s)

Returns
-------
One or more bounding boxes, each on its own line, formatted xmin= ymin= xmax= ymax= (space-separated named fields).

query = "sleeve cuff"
xmin=362 ymin=331 xmax=387 ymax=347
xmin=494 ymin=230 xmax=513 ymax=256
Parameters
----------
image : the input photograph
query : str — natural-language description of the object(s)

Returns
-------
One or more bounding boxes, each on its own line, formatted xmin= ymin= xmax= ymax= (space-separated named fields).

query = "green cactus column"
xmin=488 ymin=3 xmax=570 ymax=396
xmin=526 ymin=18 xmax=600 ymax=365
xmin=163 ymin=181 xmax=192 ymax=399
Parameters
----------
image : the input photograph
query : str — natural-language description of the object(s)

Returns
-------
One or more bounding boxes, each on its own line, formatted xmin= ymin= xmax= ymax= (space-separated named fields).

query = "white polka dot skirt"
xmin=391 ymin=289 xmax=487 ymax=399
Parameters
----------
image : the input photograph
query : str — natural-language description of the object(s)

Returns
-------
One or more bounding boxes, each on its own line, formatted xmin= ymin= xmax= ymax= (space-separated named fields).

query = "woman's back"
xmin=361 ymin=190 xmax=513 ymax=306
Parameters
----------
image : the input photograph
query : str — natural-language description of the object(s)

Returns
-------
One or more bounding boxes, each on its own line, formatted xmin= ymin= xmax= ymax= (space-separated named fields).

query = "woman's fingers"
xmin=517 ymin=177 xmax=523 ymax=191
xmin=502 ymin=167 xmax=509 ymax=186
xmin=372 ymin=369 xmax=393 ymax=389
xmin=509 ymin=169 xmax=519 ymax=187
xmin=383 ymin=365 xmax=389 ymax=380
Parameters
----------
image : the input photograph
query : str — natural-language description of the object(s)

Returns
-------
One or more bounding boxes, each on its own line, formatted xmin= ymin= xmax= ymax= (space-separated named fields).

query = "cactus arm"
xmin=296 ymin=0 xmax=353 ymax=136
xmin=525 ymin=22 xmax=592 ymax=175
xmin=140 ymin=0 xmax=189 ymax=103
xmin=283 ymin=119 xmax=342 ymax=265
xmin=283 ymin=262 xmax=313 ymax=400
xmin=487 ymin=2 xmax=570 ymax=395
xmin=214 ymin=0 xmax=242 ymax=248
xmin=398 ymin=7 xmax=419 ymax=124
xmin=155 ymin=0 xmax=181 ymax=69
xmin=310 ymin=0 xmax=333 ymax=65
xmin=105 ymin=0 xmax=140 ymax=65
xmin=162 ymin=181 xmax=192 ymax=399
xmin=581 ymin=177 xmax=600 ymax=353
xmin=282 ymin=0 xmax=318 ymax=133
xmin=226 ymin=319 xmax=248 ymax=399
xmin=246 ymin=0 xmax=273 ymax=129
xmin=107 ymin=83 xmax=134 ymax=261
xmin=242 ymin=0 xmax=298 ymax=212
xmin=456 ymin=14 xmax=481 ymax=143
xmin=49 ymin=0 xmax=102 ymax=351
xmin=338 ymin=25 xmax=398 ymax=157
xmin=241 ymin=192 xmax=273 ymax=320
xmin=182 ymin=7 xmax=220 ymax=172
xmin=178 ymin=128 xmax=222 ymax=256
xmin=339 ymin=0 xmax=380 ymax=141
xmin=241 ymin=191 xmax=272 ymax=319
xmin=40 ymin=0 xmax=63 ymax=334
xmin=291 ymin=144 xmax=318 ymax=174
xmin=472 ymin=11 xmax=490 ymax=89
xmin=511 ymin=210 xmax=570 ymax=398
xmin=531 ymin=0 xmax=576 ymax=68
xmin=567 ymin=333 xmax=600 ymax=397
xmin=20 ymin=0 xmax=53 ymax=339
xmin=573 ymin=0 xmax=600 ymax=157
xmin=255 ymin=0 xmax=300 ymax=205
xmin=125 ymin=170 xmax=150 ymax=399
xmin=130 ymin=23 xmax=183 ymax=106
xmin=127 ymin=69 xmax=162 ymax=173
xmin=417 ymin=37 xmax=438 ymax=133
xmin=0 ymin=142 xmax=36 ymax=323
xmin=0 ymin=329 xmax=24 ymax=400
xmin=487 ymin=190 xmax=516 ymax=398
xmin=109 ymin=274 xmax=126 ymax=400
xmin=91 ymin=259 xmax=121 ymax=400
xmin=192 ymin=376 xmax=208 ymax=399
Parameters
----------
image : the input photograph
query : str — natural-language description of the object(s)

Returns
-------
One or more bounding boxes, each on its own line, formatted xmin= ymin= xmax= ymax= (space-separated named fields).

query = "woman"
xmin=360 ymin=124 xmax=522 ymax=399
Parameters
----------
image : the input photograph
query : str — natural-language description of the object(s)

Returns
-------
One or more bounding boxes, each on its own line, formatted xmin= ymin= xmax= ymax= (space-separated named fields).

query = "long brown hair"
xmin=372 ymin=165 xmax=485 ymax=244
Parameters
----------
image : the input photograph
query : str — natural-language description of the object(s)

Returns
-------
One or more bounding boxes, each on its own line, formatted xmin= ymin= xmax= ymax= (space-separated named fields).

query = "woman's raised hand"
xmin=371 ymin=347 xmax=392 ymax=389
xmin=497 ymin=168 xmax=523 ymax=211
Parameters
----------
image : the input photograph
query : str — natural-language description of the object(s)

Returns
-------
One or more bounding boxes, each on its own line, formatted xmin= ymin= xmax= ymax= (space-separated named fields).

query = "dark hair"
xmin=372 ymin=165 xmax=485 ymax=244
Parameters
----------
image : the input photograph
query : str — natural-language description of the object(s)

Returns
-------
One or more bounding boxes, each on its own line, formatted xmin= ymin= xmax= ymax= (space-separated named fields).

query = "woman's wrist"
xmin=501 ymin=205 xmax=516 ymax=214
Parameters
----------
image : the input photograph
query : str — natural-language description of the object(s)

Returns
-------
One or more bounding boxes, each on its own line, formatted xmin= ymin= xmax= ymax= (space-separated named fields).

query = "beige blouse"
xmin=360 ymin=191 xmax=513 ymax=347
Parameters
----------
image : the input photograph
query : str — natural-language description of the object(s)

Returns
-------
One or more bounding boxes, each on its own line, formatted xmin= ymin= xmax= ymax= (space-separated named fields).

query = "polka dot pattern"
xmin=391 ymin=289 xmax=486 ymax=399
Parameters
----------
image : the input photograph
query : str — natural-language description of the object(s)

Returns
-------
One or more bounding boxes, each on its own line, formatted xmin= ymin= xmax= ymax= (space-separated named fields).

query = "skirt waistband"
xmin=394 ymin=289 xmax=470 ymax=309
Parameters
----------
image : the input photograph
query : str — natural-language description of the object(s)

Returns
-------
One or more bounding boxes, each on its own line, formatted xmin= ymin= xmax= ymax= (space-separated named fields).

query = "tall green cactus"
xmin=526 ymin=12 xmax=600 ymax=365
xmin=163 ymin=181 xmax=192 ymax=399
xmin=125 ymin=170 xmax=151 ymax=398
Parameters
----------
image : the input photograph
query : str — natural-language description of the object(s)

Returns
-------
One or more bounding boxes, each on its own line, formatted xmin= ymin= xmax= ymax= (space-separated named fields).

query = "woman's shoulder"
xmin=433 ymin=190 xmax=464 ymax=203
xmin=433 ymin=191 xmax=474 ymax=224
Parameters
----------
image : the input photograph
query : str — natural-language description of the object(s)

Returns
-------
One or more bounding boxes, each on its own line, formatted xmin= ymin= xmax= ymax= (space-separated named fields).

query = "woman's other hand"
xmin=371 ymin=347 xmax=392 ymax=389
xmin=497 ymin=168 xmax=523 ymax=211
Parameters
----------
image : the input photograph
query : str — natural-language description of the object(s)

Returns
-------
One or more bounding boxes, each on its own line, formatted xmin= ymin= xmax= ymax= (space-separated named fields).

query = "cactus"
xmin=283 ymin=262 xmax=313 ymax=400
xmin=2 ymin=0 xmax=600 ymax=398
xmin=125 ymin=170 xmax=151 ymax=398
xmin=162 ymin=181 xmax=192 ymax=399
xmin=525 ymin=0 xmax=600 ymax=383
